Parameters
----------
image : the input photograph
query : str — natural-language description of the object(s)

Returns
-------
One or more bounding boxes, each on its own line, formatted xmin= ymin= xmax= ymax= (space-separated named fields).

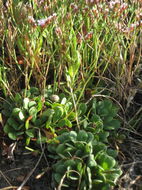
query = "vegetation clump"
xmin=0 ymin=0 xmax=141 ymax=189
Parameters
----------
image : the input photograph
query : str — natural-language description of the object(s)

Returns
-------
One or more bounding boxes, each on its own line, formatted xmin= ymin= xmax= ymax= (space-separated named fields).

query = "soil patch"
xmin=0 ymin=142 xmax=52 ymax=190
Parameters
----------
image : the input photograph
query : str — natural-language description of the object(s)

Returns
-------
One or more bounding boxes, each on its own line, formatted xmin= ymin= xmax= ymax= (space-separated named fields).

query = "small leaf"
xmin=25 ymin=129 xmax=35 ymax=138
xmin=8 ymin=132 xmax=17 ymax=140
xmin=87 ymin=132 xmax=94 ymax=143
xmin=7 ymin=118 xmax=19 ymax=130
xmin=98 ymin=131 xmax=109 ymax=142
xmin=77 ymin=162 xmax=83 ymax=173
xmin=87 ymin=154 xmax=97 ymax=168
xmin=56 ymin=144 xmax=66 ymax=154
xmin=36 ymin=136 xmax=47 ymax=144
xmin=12 ymin=108 xmax=21 ymax=117
xmin=28 ymin=101 xmax=37 ymax=108
xmin=25 ymin=116 xmax=33 ymax=129
xmin=14 ymin=93 xmax=22 ymax=104
xmin=29 ymin=106 xmax=37 ymax=116
xmin=4 ymin=124 xmax=12 ymax=133
xmin=68 ymin=131 xmax=77 ymax=142
xmin=19 ymin=111 xmax=25 ymax=121
xmin=53 ymin=106 xmax=64 ymax=123
xmin=104 ymin=120 xmax=120 ymax=130
xmin=30 ymin=87 xmax=39 ymax=96
xmin=58 ymin=118 xmax=72 ymax=128
xmin=23 ymin=98 xmax=30 ymax=109
xmin=53 ymin=173 xmax=62 ymax=183
xmin=64 ymin=159 xmax=76 ymax=168
xmin=78 ymin=103 xmax=87 ymax=115
xmin=97 ymin=153 xmax=116 ymax=170
xmin=61 ymin=97 xmax=67 ymax=105
xmin=77 ymin=130 xmax=88 ymax=141
xmin=55 ymin=164 xmax=66 ymax=174
xmin=45 ymin=109 xmax=55 ymax=116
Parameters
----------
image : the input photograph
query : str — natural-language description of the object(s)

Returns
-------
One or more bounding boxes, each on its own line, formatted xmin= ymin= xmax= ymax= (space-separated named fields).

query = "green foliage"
xmin=48 ymin=130 xmax=122 ymax=190
xmin=2 ymin=87 xmax=122 ymax=189
xmin=0 ymin=0 xmax=141 ymax=189
xmin=2 ymin=87 xmax=75 ymax=143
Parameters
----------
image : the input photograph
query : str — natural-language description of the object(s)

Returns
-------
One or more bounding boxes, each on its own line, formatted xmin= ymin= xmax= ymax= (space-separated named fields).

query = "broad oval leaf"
xmin=23 ymin=98 xmax=30 ymax=110
xmin=97 ymin=153 xmax=116 ymax=170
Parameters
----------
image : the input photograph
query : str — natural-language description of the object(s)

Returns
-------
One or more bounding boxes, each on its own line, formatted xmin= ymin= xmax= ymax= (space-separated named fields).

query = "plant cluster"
xmin=47 ymin=97 xmax=122 ymax=190
xmin=2 ymin=87 xmax=75 ymax=144
xmin=48 ymin=130 xmax=122 ymax=190
xmin=1 ymin=87 xmax=122 ymax=189
xmin=0 ymin=0 xmax=141 ymax=189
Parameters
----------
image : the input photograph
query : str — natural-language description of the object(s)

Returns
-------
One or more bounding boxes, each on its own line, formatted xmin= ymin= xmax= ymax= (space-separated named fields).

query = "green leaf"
xmin=7 ymin=118 xmax=20 ymax=130
xmin=18 ymin=111 xmax=25 ymax=121
xmin=92 ymin=179 xmax=103 ymax=185
xmin=91 ymin=114 xmax=101 ymax=123
xmin=37 ymin=99 xmax=43 ymax=112
xmin=65 ymin=119 xmax=72 ymax=128
xmin=25 ymin=119 xmax=30 ymax=129
xmin=29 ymin=106 xmax=37 ymax=116
xmin=104 ymin=119 xmax=120 ymax=130
xmin=105 ymin=169 xmax=122 ymax=184
xmin=12 ymin=108 xmax=21 ymax=117
xmin=4 ymin=124 xmax=12 ymax=133
xmin=87 ymin=154 xmax=97 ymax=168
xmin=97 ymin=153 xmax=116 ymax=170
xmin=55 ymin=164 xmax=66 ymax=174
xmin=61 ymin=97 xmax=67 ymax=105
xmin=28 ymin=101 xmax=37 ymax=108
xmin=68 ymin=112 xmax=76 ymax=121
xmin=30 ymin=87 xmax=40 ymax=96
xmin=56 ymin=144 xmax=66 ymax=155
xmin=58 ymin=118 xmax=72 ymax=128
xmin=91 ymin=115 xmax=103 ymax=132
xmin=87 ymin=132 xmax=94 ymax=143
xmin=48 ymin=143 xmax=58 ymax=154
xmin=36 ymin=136 xmax=47 ymax=144
xmin=78 ymin=103 xmax=87 ymax=115
xmin=56 ymin=132 xmax=70 ymax=142
xmin=23 ymin=98 xmax=30 ymax=109
xmin=77 ymin=162 xmax=83 ymax=173
xmin=25 ymin=129 xmax=35 ymax=138
xmin=14 ymin=93 xmax=22 ymax=104
xmin=45 ymin=109 xmax=55 ymax=116
xmin=68 ymin=131 xmax=77 ymax=142
xmin=77 ymin=130 xmax=88 ymax=141
xmin=53 ymin=106 xmax=64 ymax=123
xmin=26 ymin=137 xmax=31 ymax=145
xmin=98 ymin=131 xmax=109 ymax=142
xmin=8 ymin=132 xmax=17 ymax=140
xmin=92 ymin=99 xmax=97 ymax=113
xmin=93 ymin=142 xmax=107 ymax=155
xmin=64 ymin=159 xmax=76 ymax=168
xmin=65 ymin=102 xmax=72 ymax=112
xmin=53 ymin=173 xmax=62 ymax=183
xmin=107 ymin=149 xmax=118 ymax=158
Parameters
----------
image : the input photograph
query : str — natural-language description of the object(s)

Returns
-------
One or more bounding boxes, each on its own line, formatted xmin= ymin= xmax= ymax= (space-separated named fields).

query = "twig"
xmin=0 ymin=186 xmax=29 ymax=190
xmin=0 ymin=170 xmax=12 ymax=186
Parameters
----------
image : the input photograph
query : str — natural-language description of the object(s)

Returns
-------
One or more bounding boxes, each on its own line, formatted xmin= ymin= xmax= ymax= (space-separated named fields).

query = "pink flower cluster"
xmin=28 ymin=13 xmax=57 ymax=28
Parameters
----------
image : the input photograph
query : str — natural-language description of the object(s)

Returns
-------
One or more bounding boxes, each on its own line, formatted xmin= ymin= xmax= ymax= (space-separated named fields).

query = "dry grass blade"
xmin=0 ymin=186 xmax=30 ymax=190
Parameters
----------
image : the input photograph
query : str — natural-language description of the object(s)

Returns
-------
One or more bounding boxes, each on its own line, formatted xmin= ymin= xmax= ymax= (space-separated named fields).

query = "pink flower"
xmin=37 ymin=13 xmax=57 ymax=27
